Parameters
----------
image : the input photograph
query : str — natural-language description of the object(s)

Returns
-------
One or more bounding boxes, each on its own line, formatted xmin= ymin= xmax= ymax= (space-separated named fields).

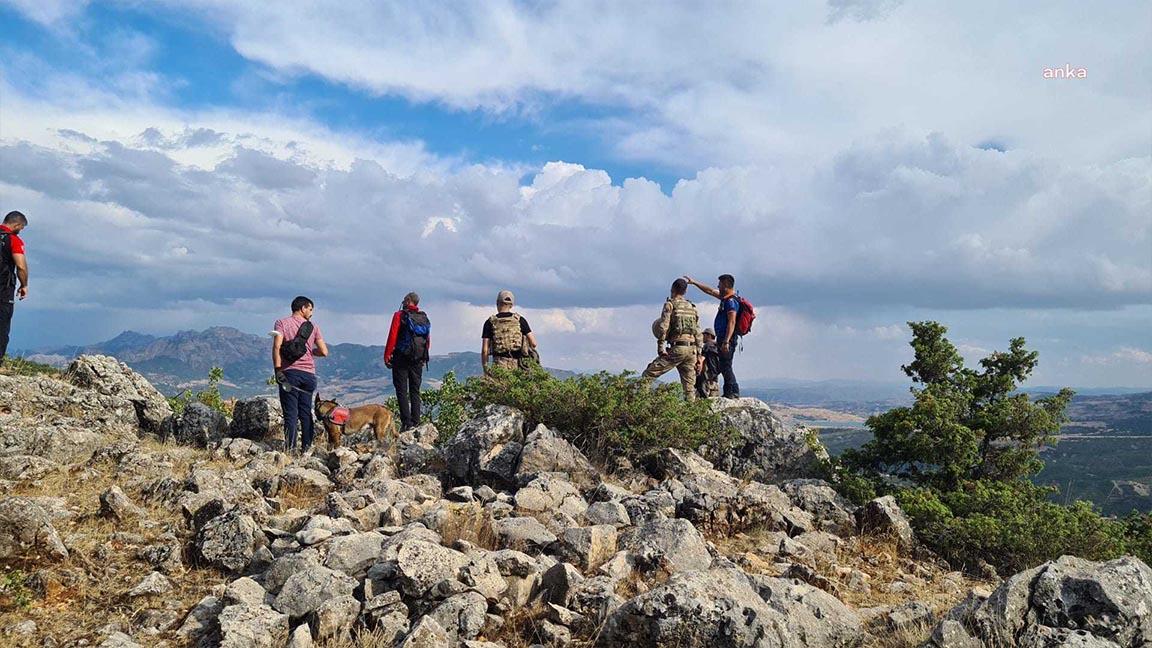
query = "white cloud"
xmin=1 ymin=0 xmax=88 ymax=26
xmin=141 ymin=1 xmax=1150 ymax=172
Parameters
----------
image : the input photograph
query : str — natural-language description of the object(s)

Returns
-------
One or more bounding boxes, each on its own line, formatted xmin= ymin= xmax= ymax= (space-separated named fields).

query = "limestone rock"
xmin=100 ymin=486 xmax=144 ymax=522
xmin=927 ymin=555 xmax=1152 ymax=648
xmin=441 ymin=405 xmax=526 ymax=489
xmin=68 ymin=354 xmax=172 ymax=434
xmin=516 ymin=424 xmax=598 ymax=490
xmin=703 ymin=398 xmax=825 ymax=483
xmin=174 ymin=402 xmax=229 ymax=448
xmin=229 ymin=397 xmax=283 ymax=443
xmin=195 ymin=511 xmax=265 ymax=573
xmin=621 ymin=518 xmax=711 ymax=574
xmin=218 ymin=603 xmax=289 ymax=648
xmin=0 ymin=496 xmax=68 ymax=560
xmin=856 ymin=496 xmax=915 ymax=550
xmin=492 ymin=516 xmax=558 ymax=553
xmin=274 ymin=565 xmax=356 ymax=619
xmin=427 ymin=591 xmax=488 ymax=643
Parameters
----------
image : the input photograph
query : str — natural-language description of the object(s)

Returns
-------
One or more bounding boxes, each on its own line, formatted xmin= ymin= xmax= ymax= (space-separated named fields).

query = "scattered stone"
xmin=0 ymin=496 xmax=69 ymax=560
xmin=427 ymin=591 xmax=488 ymax=643
xmin=585 ymin=501 xmax=631 ymax=528
xmin=441 ymin=405 xmax=526 ymax=489
xmin=126 ymin=571 xmax=173 ymax=598
xmin=491 ymin=516 xmax=558 ymax=553
xmin=224 ymin=577 xmax=268 ymax=606
xmin=399 ymin=616 xmax=451 ymax=648
xmin=99 ymin=486 xmax=144 ymax=522
xmin=274 ymin=565 xmax=357 ymax=619
xmin=856 ymin=495 xmax=916 ymax=550
xmin=195 ymin=511 xmax=265 ymax=573
xmin=311 ymin=594 xmax=361 ymax=643
xmin=218 ymin=603 xmax=290 ymax=648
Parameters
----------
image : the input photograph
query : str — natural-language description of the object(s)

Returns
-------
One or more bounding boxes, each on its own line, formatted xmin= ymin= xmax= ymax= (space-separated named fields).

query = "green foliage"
xmin=897 ymin=481 xmax=1133 ymax=574
xmin=419 ymin=371 xmax=468 ymax=443
xmin=1 ymin=356 xmax=62 ymax=378
xmin=461 ymin=365 xmax=725 ymax=462
xmin=844 ymin=321 xmax=1072 ymax=490
xmin=837 ymin=321 xmax=1149 ymax=575
xmin=168 ymin=366 xmax=229 ymax=416
xmin=0 ymin=567 xmax=34 ymax=609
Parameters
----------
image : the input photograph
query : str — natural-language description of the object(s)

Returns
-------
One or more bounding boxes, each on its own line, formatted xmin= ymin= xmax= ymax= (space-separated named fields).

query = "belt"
xmin=671 ymin=341 xmax=696 ymax=347
xmin=493 ymin=352 xmax=520 ymax=358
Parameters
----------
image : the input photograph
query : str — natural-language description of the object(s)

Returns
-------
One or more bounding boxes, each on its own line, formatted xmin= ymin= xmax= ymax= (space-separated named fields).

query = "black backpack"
xmin=279 ymin=320 xmax=314 ymax=366
xmin=400 ymin=311 xmax=431 ymax=363
xmin=0 ymin=230 xmax=14 ymax=293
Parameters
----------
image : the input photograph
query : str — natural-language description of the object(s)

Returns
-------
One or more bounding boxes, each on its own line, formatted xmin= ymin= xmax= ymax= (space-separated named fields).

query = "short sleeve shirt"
xmin=714 ymin=296 xmax=740 ymax=341
xmin=274 ymin=315 xmax=323 ymax=374
xmin=0 ymin=225 xmax=24 ymax=294
xmin=482 ymin=312 xmax=532 ymax=339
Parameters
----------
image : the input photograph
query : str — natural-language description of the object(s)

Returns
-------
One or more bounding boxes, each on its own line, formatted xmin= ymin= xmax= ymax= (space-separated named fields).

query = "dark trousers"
xmin=392 ymin=356 xmax=423 ymax=430
xmin=278 ymin=369 xmax=317 ymax=450
xmin=718 ymin=338 xmax=740 ymax=398
xmin=0 ymin=293 xmax=12 ymax=363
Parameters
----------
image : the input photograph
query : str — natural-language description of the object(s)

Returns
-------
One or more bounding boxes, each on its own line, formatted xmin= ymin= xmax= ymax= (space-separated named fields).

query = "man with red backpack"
xmin=384 ymin=292 xmax=430 ymax=431
xmin=685 ymin=274 xmax=754 ymax=398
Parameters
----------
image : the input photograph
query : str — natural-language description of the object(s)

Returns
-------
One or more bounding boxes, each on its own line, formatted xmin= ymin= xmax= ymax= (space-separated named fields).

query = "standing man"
xmin=684 ymin=274 xmax=741 ymax=398
xmin=0 ymin=211 xmax=29 ymax=366
xmin=642 ymin=278 xmax=701 ymax=401
xmin=384 ymin=292 xmax=430 ymax=431
xmin=481 ymin=290 xmax=538 ymax=373
xmin=273 ymin=296 xmax=328 ymax=453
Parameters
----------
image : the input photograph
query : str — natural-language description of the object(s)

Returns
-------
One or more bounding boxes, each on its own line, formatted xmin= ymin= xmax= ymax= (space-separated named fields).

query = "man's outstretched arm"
xmin=13 ymin=254 xmax=27 ymax=300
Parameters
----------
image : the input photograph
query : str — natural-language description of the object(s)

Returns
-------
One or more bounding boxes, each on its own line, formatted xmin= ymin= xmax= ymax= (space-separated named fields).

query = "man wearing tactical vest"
xmin=481 ymin=290 xmax=538 ymax=373
xmin=641 ymin=278 xmax=702 ymax=401
xmin=0 ymin=211 xmax=29 ymax=367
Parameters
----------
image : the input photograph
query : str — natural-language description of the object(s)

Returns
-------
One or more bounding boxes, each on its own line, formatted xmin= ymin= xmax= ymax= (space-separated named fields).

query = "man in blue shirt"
xmin=684 ymin=274 xmax=741 ymax=397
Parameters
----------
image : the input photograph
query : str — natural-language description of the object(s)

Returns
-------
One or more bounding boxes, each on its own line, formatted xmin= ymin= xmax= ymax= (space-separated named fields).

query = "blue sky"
xmin=0 ymin=0 xmax=1149 ymax=387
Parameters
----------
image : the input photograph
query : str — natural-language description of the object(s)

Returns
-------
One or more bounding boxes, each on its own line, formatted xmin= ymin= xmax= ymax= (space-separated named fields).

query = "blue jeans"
xmin=718 ymin=338 xmax=740 ymax=398
xmin=278 ymin=369 xmax=317 ymax=450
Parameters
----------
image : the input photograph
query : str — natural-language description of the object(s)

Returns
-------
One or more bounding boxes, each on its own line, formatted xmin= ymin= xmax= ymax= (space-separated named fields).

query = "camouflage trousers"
xmin=491 ymin=356 xmax=519 ymax=370
xmin=642 ymin=345 xmax=697 ymax=401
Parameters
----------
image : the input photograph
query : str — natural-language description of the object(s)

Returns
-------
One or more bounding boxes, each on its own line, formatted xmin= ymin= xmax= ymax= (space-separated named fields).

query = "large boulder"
xmin=441 ymin=405 xmax=526 ymax=489
xmin=650 ymin=448 xmax=814 ymax=536
xmin=67 ymin=354 xmax=173 ymax=434
xmin=229 ymin=397 xmax=283 ymax=443
xmin=598 ymin=568 xmax=787 ymax=647
xmin=621 ymin=518 xmax=711 ymax=575
xmin=218 ymin=603 xmax=289 ymax=648
xmin=856 ymin=495 xmax=915 ymax=550
xmin=926 ymin=555 xmax=1152 ymax=648
xmin=703 ymin=398 xmax=825 ymax=482
xmin=0 ymin=496 xmax=68 ymax=560
xmin=195 ymin=511 xmax=265 ymax=573
xmin=274 ymin=565 xmax=357 ymax=620
xmin=0 ymin=375 xmax=139 ymax=461
xmin=516 ymin=424 xmax=598 ymax=490
xmin=173 ymin=402 xmax=229 ymax=448
xmin=781 ymin=479 xmax=857 ymax=536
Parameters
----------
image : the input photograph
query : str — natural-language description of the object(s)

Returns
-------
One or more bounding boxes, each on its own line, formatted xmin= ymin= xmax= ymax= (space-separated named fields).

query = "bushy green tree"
xmin=839 ymin=322 xmax=1149 ymax=573
xmin=844 ymin=322 xmax=1072 ymax=490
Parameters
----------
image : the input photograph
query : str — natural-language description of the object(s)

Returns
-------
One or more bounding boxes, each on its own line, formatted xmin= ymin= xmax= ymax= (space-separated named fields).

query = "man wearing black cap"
xmin=481 ymin=290 xmax=538 ymax=373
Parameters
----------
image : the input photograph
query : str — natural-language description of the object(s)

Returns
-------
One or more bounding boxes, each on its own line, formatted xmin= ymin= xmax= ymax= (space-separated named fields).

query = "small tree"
xmin=844 ymin=321 xmax=1072 ymax=490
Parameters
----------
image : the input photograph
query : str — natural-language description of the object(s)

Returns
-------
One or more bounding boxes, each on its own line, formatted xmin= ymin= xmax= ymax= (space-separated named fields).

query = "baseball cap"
xmin=497 ymin=290 xmax=515 ymax=305
xmin=703 ymin=327 xmax=716 ymax=337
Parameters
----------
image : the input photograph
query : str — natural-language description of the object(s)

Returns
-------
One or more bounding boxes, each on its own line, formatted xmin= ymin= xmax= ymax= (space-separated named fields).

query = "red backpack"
xmin=735 ymin=294 xmax=756 ymax=336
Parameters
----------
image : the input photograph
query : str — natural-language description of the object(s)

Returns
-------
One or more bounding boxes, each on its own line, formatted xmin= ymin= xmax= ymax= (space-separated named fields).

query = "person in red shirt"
xmin=0 ymin=211 xmax=29 ymax=366
xmin=384 ymin=292 xmax=430 ymax=430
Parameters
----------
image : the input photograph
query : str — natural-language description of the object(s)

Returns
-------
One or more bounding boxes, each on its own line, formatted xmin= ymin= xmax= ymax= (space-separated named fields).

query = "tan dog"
xmin=314 ymin=394 xmax=397 ymax=450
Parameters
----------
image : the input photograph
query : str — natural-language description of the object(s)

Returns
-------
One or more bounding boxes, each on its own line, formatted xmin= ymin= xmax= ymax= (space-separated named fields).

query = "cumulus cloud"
xmin=136 ymin=0 xmax=1149 ymax=172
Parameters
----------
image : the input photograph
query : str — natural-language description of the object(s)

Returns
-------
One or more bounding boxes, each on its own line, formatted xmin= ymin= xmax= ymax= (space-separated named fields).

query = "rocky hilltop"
xmin=0 ymin=355 xmax=1148 ymax=647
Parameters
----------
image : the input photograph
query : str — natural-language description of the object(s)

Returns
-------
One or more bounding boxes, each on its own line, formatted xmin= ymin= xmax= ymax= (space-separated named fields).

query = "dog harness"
xmin=325 ymin=407 xmax=350 ymax=427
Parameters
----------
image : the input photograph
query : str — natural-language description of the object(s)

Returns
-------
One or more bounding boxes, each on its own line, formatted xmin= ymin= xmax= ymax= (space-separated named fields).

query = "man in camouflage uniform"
xmin=481 ymin=290 xmax=539 ymax=373
xmin=642 ymin=278 xmax=702 ymax=401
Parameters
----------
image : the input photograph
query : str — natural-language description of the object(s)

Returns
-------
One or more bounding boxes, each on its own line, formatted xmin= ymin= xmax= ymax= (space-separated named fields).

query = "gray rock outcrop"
xmin=703 ymin=398 xmax=826 ymax=482
xmin=68 ymin=354 xmax=173 ymax=434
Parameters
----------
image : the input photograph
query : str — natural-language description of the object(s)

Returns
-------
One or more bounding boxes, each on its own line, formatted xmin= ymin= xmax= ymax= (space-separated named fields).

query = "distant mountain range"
xmin=27 ymin=327 xmax=566 ymax=404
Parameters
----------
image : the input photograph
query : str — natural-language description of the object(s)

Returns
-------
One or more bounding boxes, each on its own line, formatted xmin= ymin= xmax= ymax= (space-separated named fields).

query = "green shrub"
xmin=838 ymin=321 xmax=1149 ymax=575
xmin=1 ymin=356 xmax=62 ymax=378
xmin=168 ymin=366 xmax=229 ymax=416
xmin=461 ymin=365 xmax=725 ymax=463
xmin=0 ymin=567 xmax=34 ymax=610
xmin=897 ymin=481 xmax=1133 ymax=573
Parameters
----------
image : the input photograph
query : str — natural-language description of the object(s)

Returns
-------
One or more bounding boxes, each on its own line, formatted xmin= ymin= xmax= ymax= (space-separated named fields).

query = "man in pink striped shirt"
xmin=273 ymin=296 xmax=328 ymax=452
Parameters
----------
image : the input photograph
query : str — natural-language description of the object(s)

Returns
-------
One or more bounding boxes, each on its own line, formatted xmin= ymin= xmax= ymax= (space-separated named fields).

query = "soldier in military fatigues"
xmin=642 ymin=278 xmax=702 ymax=401
xmin=481 ymin=290 xmax=539 ymax=373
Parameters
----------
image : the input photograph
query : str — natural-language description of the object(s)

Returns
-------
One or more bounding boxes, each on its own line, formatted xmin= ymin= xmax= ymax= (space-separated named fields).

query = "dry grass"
xmin=712 ymin=528 xmax=992 ymax=648
xmin=0 ymin=442 xmax=242 ymax=646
